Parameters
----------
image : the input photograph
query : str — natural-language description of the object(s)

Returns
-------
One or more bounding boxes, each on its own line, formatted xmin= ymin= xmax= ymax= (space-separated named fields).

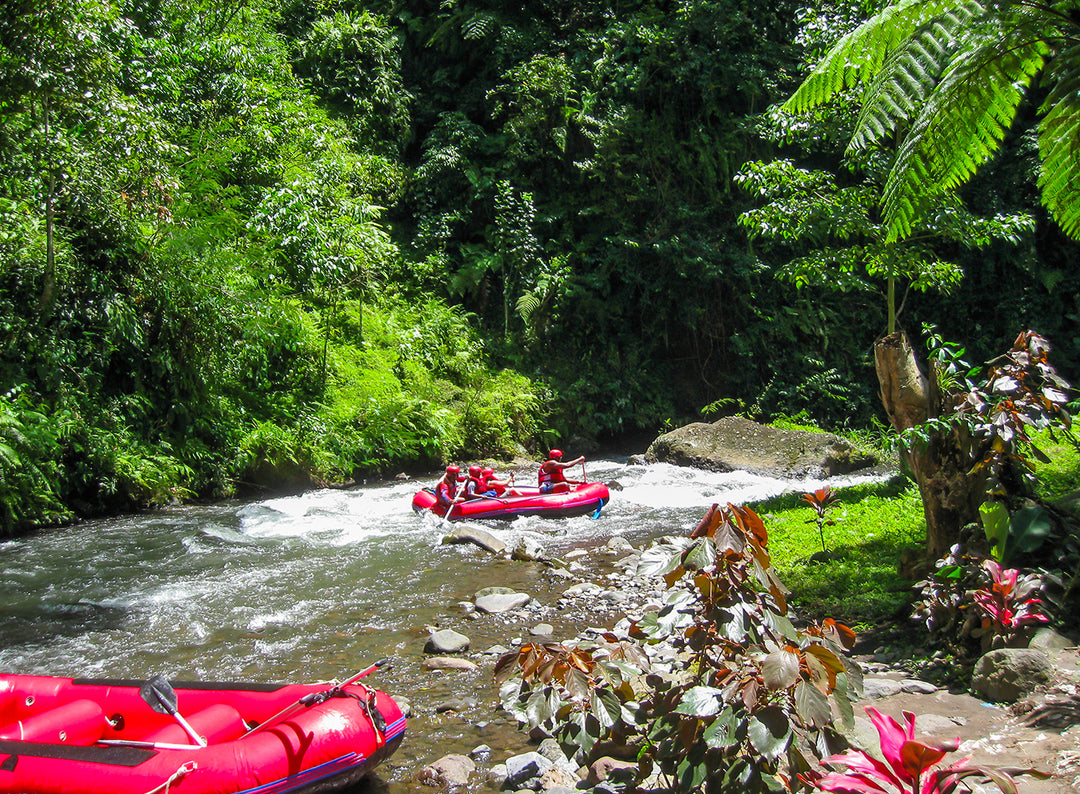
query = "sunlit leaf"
xmin=794 ymin=680 xmax=832 ymax=728
xmin=761 ymin=647 xmax=800 ymax=691
xmin=703 ymin=707 xmax=741 ymax=749
xmin=674 ymin=686 xmax=723 ymax=717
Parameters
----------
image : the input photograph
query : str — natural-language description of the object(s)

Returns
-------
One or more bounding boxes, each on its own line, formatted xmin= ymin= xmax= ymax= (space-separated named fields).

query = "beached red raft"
xmin=0 ymin=669 xmax=405 ymax=794
xmin=412 ymin=482 xmax=610 ymax=520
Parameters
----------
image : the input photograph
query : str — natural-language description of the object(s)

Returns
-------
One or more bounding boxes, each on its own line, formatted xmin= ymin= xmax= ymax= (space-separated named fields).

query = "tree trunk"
xmin=874 ymin=331 xmax=986 ymax=561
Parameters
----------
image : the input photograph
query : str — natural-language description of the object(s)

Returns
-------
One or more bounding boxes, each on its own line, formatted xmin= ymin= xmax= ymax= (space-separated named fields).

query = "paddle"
xmin=242 ymin=658 xmax=388 ymax=737
xmin=444 ymin=479 xmax=465 ymax=521
xmin=139 ymin=675 xmax=207 ymax=747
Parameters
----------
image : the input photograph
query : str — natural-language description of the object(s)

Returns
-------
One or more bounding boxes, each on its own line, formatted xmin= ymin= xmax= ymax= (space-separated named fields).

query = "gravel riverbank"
xmin=389 ymin=530 xmax=1080 ymax=794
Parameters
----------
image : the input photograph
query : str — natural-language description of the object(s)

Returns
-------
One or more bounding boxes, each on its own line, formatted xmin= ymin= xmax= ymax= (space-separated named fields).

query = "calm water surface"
xmin=0 ymin=459 xmax=880 ymax=791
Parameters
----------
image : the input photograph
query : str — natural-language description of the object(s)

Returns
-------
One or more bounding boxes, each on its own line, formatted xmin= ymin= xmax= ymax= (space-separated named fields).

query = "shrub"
xmin=497 ymin=503 xmax=862 ymax=793
xmin=0 ymin=388 xmax=70 ymax=533
xmin=912 ymin=547 xmax=1050 ymax=653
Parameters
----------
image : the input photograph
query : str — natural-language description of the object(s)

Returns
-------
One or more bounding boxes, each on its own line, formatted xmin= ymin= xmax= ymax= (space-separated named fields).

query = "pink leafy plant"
xmin=814 ymin=706 xmax=1046 ymax=793
xmin=971 ymin=560 xmax=1049 ymax=647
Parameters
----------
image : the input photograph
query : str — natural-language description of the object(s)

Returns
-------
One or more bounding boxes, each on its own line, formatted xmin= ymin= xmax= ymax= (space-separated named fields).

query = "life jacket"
xmin=464 ymin=475 xmax=484 ymax=499
xmin=434 ymin=478 xmax=458 ymax=506
xmin=537 ymin=461 xmax=566 ymax=486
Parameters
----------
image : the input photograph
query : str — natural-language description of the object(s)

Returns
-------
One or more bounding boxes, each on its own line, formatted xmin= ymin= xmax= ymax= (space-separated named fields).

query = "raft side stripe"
xmin=235 ymin=752 xmax=366 ymax=794
xmin=0 ymin=740 xmax=154 ymax=767
xmin=383 ymin=716 xmax=406 ymax=741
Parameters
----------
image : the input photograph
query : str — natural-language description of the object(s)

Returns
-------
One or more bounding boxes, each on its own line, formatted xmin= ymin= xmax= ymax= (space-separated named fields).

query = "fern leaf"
xmin=1037 ymin=44 xmax=1080 ymax=239
xmin=516 ymin=290 xmax=541 ymax=322
xmin=785 ymin=0 xmax=984 ymax=114
xmin=851 ymin=9 xmax=971 ymax=149
xmin=882 ymin=27 xmax=1047 ymax=241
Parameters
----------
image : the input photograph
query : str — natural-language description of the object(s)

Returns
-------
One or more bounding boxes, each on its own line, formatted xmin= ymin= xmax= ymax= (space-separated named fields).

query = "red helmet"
xmin=468 ymin=465 xmax=482 ymax=477
xmin=445 ymin=465 xmax=460 ymax=476
xmin=482 ymin=468 xmax=494 ymax=477
xmin=549 ymin=449 xmax=563 ymax=459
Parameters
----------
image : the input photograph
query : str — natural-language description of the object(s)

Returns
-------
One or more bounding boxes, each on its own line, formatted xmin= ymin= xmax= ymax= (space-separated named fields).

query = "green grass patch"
xmin=1029 ymin=426 xmax=1080 ymax=501
xmin=752 ymin=478 xmax=925 ymax=627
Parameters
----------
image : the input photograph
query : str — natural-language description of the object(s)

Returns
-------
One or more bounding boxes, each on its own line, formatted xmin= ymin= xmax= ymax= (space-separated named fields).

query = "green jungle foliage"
xmin=2 ymin=0 xmax=1080 ymax=532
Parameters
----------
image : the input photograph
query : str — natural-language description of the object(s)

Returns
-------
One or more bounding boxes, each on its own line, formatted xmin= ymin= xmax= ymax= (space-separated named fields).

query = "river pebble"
xmin=424 ymin=628 xmax=470 ymax=654
xmin=421 ymin=656 xmax=479 ymax=672
xmin=475 ymin=592 xmax=532 ymax=614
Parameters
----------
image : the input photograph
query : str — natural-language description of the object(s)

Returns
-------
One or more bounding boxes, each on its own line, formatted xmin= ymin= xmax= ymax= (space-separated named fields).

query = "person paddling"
xmin=462 ymin=465 xmax=487 ymax=499
xmin=538 ymin=449 xmax=585 ymax=494
xmin=433 ymin=465 xmax=465 ymax=511
xmin=482 ymin=467 xmax=520 ymax=497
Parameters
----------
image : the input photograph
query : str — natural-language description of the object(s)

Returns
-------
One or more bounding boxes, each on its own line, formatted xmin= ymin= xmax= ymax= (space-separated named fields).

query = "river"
xmin=0 ymin=458 xmax=881 ymax=792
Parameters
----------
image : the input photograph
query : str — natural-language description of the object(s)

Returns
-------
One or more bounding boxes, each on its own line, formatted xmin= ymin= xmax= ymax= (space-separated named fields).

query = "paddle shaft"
xmin=99 ymin=738 xmax=202 ymax=751
xmin=242 ymin=659 xmax=387 ymax=737
xmin=171 ymin=709 xmax=207 ymax=747
xmin=444 ymin=479 xmax=464 ymax=520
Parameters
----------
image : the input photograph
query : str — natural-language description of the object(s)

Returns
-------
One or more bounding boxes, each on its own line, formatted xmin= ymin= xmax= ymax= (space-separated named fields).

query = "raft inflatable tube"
xmin=412 ymin=481 xmax=610 ymax=520
xmin=0 ymin=672 xmax=405 ymax=794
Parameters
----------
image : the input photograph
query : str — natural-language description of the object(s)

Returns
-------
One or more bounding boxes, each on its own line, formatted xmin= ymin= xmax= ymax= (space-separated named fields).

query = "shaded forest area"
xmin=2 ymin=0 xmax=1078 ymax=530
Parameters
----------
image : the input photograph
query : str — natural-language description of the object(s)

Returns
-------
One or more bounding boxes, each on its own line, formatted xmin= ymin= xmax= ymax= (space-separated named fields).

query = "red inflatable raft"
xmin=0 ymin=669 xmax=405 ymax=794
xmin=412 ymin=482 xmax=610 ymax=520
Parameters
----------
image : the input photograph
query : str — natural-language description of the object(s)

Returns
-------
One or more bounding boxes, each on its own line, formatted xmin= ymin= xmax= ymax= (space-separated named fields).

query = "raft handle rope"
xmin=242 ymin=659 xmax=387 ymax=738
xmin=142 ymin=760 xmax=197 ymax=794
xmin=297 ymin=680 xmax=386 ymax=742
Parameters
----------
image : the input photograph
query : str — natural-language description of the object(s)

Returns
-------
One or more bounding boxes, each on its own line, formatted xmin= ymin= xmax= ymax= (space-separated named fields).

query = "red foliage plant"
xmin=813 ymin=706 xmax=1048 ymax=793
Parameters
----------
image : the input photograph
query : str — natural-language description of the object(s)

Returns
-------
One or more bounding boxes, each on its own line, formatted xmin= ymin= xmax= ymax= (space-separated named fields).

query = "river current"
xmin=0 ymin=458 xmax=880 ymax=791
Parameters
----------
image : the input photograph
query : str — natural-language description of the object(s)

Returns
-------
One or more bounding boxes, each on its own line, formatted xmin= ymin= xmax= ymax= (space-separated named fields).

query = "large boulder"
xmin=424 ymin=628 xmax=470 ymax=654
xmin=647 ymin=416 xmax=879 ymax=478
xmin=971 ymin=648 xmax=1054 ymax=703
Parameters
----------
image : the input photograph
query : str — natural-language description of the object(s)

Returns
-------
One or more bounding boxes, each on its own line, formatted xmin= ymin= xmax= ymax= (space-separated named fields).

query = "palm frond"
xmin=882 ymin=28 xmax=1048 ymax=241
xmin=1038 ymin=44 xmax=1080 ymax=239
xmin=784 ymin=0 xmax=984 ymax=114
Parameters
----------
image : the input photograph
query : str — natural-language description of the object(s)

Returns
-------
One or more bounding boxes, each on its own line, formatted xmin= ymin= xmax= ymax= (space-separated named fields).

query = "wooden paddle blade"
xmin=139 ymin=675 xmax=178 ymax=715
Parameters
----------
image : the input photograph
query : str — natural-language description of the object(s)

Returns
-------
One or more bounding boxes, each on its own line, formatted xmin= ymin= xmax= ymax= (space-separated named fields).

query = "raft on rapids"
xmin=412 ymin=482 xmax=610 ymax=520
xmin=0 ymin=665 xmax=405 ymax=794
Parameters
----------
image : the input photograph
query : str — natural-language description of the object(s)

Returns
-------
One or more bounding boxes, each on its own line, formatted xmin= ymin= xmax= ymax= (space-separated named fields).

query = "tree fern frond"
xmin=882 ymin=31 xmax=1047 ymax=241
xmin=851 ymin=11 xmax=968 ymax=149
xmin=785 ymin=0 xmax=984 ymax=114
xmin=462 ymin=12 xmax=496 ymax=41
xmin=1038 ymin=44 xmax=1080 ymax=238
xmin=516 ymin=290 xmax=541 ymax=322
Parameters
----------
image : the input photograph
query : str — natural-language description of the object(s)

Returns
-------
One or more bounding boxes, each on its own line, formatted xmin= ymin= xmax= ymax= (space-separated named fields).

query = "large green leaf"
xmin=1009 ymin=505 xmax=1054 ymax=555
xmin=674 ymin=686 xmax=724 ymax=718
xmin=980 ymin=500 xmax=1010 ymax=560
xmin=747 ymin=705 xmax=792 ymax=762
xmin=785 ymin=0 xmax=980 ymax=115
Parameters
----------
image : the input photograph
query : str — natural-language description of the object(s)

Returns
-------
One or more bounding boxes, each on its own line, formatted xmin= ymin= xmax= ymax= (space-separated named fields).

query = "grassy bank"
xmin=754 ymin=426 xmax=1080 ymax=633
xmin=754 ymin=478 xmax=924 ymax=628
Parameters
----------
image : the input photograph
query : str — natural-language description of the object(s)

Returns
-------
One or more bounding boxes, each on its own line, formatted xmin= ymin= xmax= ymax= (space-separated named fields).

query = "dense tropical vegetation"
xmin=2 ymin=0 xmax=1079 ymax=536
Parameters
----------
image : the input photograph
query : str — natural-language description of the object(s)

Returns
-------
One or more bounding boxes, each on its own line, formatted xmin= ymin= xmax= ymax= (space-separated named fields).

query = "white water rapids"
xmin=0 ymin=458 xmax=883 ymax=790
